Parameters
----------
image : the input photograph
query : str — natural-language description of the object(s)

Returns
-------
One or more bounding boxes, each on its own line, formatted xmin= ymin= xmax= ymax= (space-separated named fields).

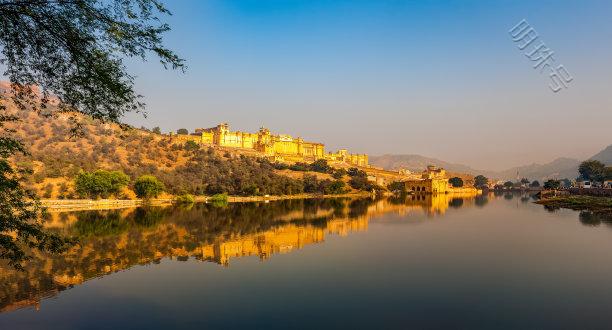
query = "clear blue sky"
xmin=119 ymin=0 xmax=611 ymax=170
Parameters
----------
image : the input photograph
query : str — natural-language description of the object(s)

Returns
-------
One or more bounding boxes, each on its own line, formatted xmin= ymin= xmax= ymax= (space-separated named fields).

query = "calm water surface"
xmin=2 ymin=193 xmax=612 ymax=329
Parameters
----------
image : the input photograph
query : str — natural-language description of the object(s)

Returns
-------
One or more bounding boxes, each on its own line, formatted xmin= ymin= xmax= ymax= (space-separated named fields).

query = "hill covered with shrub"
xmin=6 ymin=105 xmax=371 ymax=199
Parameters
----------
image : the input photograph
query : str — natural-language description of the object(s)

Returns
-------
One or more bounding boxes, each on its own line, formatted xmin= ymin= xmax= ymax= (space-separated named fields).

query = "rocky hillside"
xmin=4 ymin=103 xmax=353 ymax=199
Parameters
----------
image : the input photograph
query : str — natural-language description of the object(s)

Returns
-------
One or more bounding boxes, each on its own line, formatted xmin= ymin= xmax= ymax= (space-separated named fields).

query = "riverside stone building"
xmin=404 ymin=165 xmax=451 ymax=194
xmin=404 ymin=165 xmax=481 ymax=195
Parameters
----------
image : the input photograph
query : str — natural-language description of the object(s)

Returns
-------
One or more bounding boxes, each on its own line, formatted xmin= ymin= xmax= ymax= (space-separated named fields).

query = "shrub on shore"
xmin=209 ymin=193 xmax=228 ymax=202
xmin=134 ymin=175 xmax=165 ymax=199
xmin=209 ymin=193 xmax=228 ymax=207
xmin=303 ymin=174 xmax=346 ymax=194
xmin=175 ymin=194 xmax=195 ymax=204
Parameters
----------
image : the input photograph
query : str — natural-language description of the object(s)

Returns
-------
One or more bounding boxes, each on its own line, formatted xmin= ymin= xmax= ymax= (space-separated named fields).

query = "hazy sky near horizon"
xmin=57 ymin=1 xmax=612 ymax=169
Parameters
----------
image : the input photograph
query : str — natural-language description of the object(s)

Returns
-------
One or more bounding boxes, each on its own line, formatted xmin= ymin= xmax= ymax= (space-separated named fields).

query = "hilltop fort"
xmin=172 ymin=123 xmax=369 ymax=167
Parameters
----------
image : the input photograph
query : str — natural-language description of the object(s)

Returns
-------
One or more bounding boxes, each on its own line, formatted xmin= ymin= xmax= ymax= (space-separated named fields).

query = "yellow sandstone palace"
xmin=404 ymin=165 xmax=481 ymax=195
xmin=188 ymin=123 xmax=368 ymax=166
xmin=404 ymin=165 xmax=450 ymax=193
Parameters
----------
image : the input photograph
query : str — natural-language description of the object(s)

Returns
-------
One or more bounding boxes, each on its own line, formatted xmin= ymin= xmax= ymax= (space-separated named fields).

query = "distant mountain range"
xmin=591 ymin=145 xmax=612 ymax=165
xmin=370 ymin=144 xmax=612 ymax=181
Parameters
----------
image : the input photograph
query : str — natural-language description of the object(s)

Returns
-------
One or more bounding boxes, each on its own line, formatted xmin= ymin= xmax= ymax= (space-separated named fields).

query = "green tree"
xmin=544 ymin=179 xmax=561 ymax=190
xmin=579 ymin=160 xmax=606 ymax=182
xmin=347 ymin=167 xmax=364 ymax=177
xmin=449 ymin=177 xmax=464 ymax=188
xmin=388 ymin=181 xmax=406 ymax=193
xmin=520 ymin=178 xmax=530 ymax=185
xmin=75 ymin=170 xmax=130 ymax=199
xmin=474 ymin=175 xmax=488 ymax=188
xmin=332 ymin=168 xmax=347 ymax=179
xmin=177 ymin=128 xmax=189 ymax=135
xmin=0 ymin=0 xmax=182 ymax=268
xmin=604 ymin=167 xmax=612 ymax=180
xmin=346 ymin=167 xmax=372 ymax=191
xmin=309 ymin=159 xmax=332 ymax=173
xmin=529 ymin=180 xmax=540 ymax=187
xmin=289 ymin=162 xmax=309 ymax=171
xmin=560 ymin=178 xmax=572 ymax=188
xmin=303 ymin=174 xmax=319 ymax=193
xmin=503 ymin=181 xmax=514 ymax=189
xmin=184 ymin=140 xmax=199 ymax=151
xmin=152 ymin=127 xmax=162 ymax=134
xmin=134 ymin=175 xmax=165 ymax=199
xmin=42 ymin=183 xmax=54 ymax=198
xmin=0 ymin=140 xmax=67 ymax=269
xmin=326 ymin=180 xmax=346 ymax=194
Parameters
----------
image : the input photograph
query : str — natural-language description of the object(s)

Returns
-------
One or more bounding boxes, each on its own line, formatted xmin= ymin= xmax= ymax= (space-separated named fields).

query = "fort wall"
xmin=187 ymin=123 xmax=367 ymax=167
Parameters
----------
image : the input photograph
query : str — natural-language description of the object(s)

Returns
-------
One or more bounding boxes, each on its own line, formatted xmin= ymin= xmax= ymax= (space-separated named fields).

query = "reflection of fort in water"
xmin=0 ymin=193 xmax=481 ymax=313
xmin=201 ymin=219 xmax=368 ymax=266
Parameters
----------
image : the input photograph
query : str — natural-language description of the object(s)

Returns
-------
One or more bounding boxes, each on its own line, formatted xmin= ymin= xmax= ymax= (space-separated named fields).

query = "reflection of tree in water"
xmin=449 ymin=198 xmax=464 ymax=208
xmin=133 ymin=207 xmax=166 ymax=228
xmin=579 ymin=211 xmax=601 ymax=227
xmin=348 ymin=198 xmax=376 ymax=218
xmin=520 ymin=195 xmax=531 ymax=203
xmin=475 ymin=195 xmax=488 ymax=208
xmin=74 ymin=210 xmax=126 ymax=237
xmin=579 ymin=211 xmax=612 ymax=227
xmin=504 ymin=193 xmax=514 ymax=200
xmin=1 ymin=198 xmax=382 ymax=313
xmin=73 ymin=207 xmax=170 ymax=237
xmin=388 ymin=194 xmax=407 ymax=205
xmin=330 ymin=199 xmax=350 ymax=218
xmin=544 ymin=205 xmax=559 ymax=213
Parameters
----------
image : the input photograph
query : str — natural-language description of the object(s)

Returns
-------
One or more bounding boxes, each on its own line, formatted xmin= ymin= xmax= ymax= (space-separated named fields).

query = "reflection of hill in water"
xmin=1 ymin=194 xmax=481 ymax=313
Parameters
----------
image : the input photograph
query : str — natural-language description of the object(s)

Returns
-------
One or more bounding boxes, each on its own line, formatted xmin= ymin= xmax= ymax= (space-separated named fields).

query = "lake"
xmin=2 ymin=193 xmax=612 ymax=329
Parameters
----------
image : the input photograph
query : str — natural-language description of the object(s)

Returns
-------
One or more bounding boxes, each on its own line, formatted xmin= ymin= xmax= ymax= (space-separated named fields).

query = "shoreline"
xmin=40 ymin=192 xmax=374 ymax=212
xmin=535 ymin=195 xmax=612 ymax=213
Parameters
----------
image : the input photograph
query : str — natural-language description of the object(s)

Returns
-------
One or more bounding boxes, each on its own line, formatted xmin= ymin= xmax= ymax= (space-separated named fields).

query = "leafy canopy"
xmin=0 ymin=128 xmax=68 ymax=269
xmin=449 ymin=177 xmax=463 ymax=188
xmin=0 ymin=0 xmax=183 ymax=268
xmin=473 ymin=175 xmax=488 ymax=187
xmin=544 ymin=179 xmax=561 ymax=190
xmin=75 ymin=170 xmax=130 ymax=199
xmin=134 ymin=175 xmax=164 ymax=198
xmin=0 ymin=0 xmax=184 ymax=119
xmin=578 ymin=160 xmax=606 ymax=182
